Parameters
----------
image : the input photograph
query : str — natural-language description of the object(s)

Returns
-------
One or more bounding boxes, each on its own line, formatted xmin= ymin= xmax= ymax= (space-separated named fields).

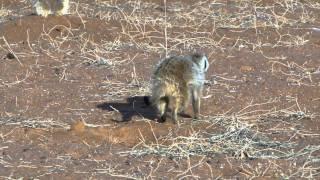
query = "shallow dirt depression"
xmin=69 ymin=120 xmax=174 ymax=146
xmin=0 ymin=0 xmax=320 ymax=179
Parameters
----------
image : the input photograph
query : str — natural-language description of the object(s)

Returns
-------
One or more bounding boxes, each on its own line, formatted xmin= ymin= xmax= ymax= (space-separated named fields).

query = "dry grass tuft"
xmin=0 ymin=116 xmax=70 ymax=129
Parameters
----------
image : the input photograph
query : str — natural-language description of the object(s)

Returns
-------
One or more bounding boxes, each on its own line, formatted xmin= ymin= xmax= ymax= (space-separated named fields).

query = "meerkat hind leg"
xmin=170 ymin=96 xmax=180 ymax=125
xmin=157 ymin=97 xmax=168 ymax=122
xmin=178 ymin=92 xmax=191 ymax=118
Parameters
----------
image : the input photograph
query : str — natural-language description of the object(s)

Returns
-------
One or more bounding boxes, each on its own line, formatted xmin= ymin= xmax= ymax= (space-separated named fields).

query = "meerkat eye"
xmin=194 ymin=53 xmax=201 ymax=59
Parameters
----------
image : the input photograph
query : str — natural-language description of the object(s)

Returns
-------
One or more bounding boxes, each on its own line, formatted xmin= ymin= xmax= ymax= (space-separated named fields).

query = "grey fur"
xmin=149 ymin=53 xmax=209 ymax=124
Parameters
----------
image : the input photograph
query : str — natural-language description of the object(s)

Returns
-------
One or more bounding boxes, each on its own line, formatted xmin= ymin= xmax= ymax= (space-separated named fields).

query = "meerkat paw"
xmin=176 ymin=120 xmax=180 ymax=127
xmin=157 ymin=115 xmax=166 ymax=123
xmin=55 ymin=11 xmax=64 ymax=16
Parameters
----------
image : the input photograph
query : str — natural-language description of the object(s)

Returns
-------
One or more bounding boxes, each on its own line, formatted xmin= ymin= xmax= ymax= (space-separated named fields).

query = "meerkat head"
xmin=192 ymin=53 xmax=209 ymax=72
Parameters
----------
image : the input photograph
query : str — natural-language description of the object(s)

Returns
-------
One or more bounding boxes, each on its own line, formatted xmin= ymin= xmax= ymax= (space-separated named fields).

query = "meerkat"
xmin=31 ymin=0 xmax=70 ymax=17
xmin=145 ymin=53 xmax=209 ymax=124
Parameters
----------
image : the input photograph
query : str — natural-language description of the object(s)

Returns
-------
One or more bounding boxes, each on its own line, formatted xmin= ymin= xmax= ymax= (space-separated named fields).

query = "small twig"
xmin=1 ymin=36 xmax=22 ymax=65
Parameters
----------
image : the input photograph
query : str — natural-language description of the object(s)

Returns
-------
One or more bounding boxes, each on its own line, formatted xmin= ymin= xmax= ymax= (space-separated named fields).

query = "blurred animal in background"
xmin=31 ymin=0 xmax=69 ymax=17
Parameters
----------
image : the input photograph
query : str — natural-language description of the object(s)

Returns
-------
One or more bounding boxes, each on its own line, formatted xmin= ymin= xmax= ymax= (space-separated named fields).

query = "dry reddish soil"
xmin=0 ymin=0 xmax=320 ymax=179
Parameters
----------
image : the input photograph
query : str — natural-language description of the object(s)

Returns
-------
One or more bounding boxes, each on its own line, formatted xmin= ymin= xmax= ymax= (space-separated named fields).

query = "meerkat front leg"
xmin=170 ymin=96 xmax=180 ymax=125
xmin=191 ymin=86 xmax=202 ymax=119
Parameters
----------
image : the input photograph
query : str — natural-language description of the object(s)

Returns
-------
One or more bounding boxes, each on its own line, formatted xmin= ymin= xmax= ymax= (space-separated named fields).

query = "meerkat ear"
xmin=202 ymin=55 xmax=209 ymax=72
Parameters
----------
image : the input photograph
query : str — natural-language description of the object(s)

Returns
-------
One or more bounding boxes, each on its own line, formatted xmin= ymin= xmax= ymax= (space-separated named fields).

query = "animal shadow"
xmin=96 ymin=96 xmax=158 ymax=122
xmin=97 ymin=96 xmax=193 ymax=123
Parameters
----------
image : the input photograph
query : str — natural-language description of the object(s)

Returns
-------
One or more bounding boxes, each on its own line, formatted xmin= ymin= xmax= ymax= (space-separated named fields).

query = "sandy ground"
xmin=0 ymin=0 xmax=319 ymax=179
